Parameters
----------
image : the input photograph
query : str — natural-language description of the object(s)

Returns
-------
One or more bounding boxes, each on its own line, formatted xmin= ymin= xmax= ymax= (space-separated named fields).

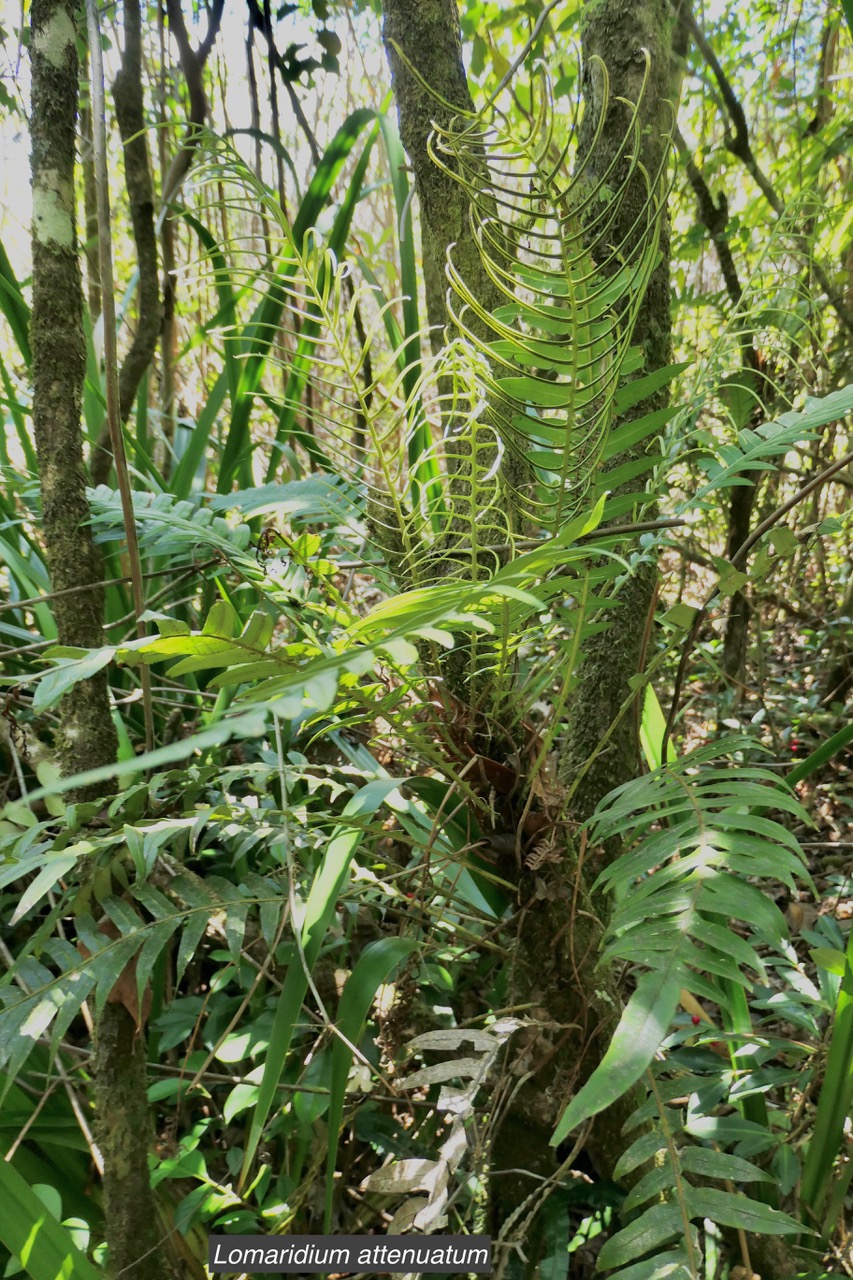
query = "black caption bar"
xmin=208 ymin=1234 xmax=492 ymax=1274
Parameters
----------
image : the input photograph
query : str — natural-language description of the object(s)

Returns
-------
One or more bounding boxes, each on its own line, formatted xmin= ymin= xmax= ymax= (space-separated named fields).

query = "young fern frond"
xmin=430 ymin=54 xmax=672 ymax=531
xmin=189 ymin=60 xmax=670 ymax=600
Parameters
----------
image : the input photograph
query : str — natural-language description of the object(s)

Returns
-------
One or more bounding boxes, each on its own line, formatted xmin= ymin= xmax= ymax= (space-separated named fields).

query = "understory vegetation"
xmin=0 ymin=0 xmax=852 ymax=1277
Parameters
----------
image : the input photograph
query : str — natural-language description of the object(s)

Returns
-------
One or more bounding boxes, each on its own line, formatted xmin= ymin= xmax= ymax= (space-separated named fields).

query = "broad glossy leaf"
xmin=0 ymin=1158 xmax=102 ymax=1280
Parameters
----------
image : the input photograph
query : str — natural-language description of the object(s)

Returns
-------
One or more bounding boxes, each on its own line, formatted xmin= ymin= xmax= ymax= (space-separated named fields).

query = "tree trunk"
xmin=30 ymin=0 xmax=119 ymax=784
xmin=91 ymin=0 xmax=163 ymax=488
xmin=721 ymin=481 xmax=755 ymax=688
xmin=380 ymin=1 xmax=672 ymax=1269
xmin=30 ymin=5 xmax=168 ymax=1275
xmin=560 ymin=0 xmax=673 ymax=846
xmin=381 ymin=0 xmax=503 ymax=350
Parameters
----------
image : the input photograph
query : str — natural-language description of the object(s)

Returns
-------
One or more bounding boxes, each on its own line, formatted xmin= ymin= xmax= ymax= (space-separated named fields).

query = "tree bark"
xmin=30 ymin=5 xmax=168 ymax=1275
xmin=381 ymin=0 xmax=504 ymax=351
xmin=560 ymin=0 xmax=673 ymax=847
xmin=30 ymin=0 xmax=119 ymax=783
xmin=91 ymin=0 xmax=163 ymax=487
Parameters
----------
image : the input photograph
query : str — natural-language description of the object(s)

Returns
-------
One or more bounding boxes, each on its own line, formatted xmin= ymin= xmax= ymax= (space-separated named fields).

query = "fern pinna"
xmin=552 ymin=736 xmax=813 ymax=1274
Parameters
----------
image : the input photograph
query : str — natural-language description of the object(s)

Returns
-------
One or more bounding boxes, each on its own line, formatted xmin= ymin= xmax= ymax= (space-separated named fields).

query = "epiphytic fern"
xmin=428 ymin=54 xmax=672 ymax=534
xmin=189 ymin=59 xmax=671 ymax=592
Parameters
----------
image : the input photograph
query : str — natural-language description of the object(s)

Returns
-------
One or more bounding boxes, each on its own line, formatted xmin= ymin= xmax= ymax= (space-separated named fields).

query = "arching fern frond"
xmin=0 ymin=867 xmax=289 ymax=1085
xmin=595 ymin=1056 xmax=804 ymax=1278
xmin=429 ymin=54 xmax=673 ymax=531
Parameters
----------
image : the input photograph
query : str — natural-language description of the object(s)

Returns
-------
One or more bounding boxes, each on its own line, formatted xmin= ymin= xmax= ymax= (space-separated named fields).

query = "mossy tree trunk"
xmin=381 ymin=0 xmax=673 ymax=1269
xmin=560 ymin=0 xmax=673 ymax=845
xmin=29 ymin=3 xmax=168 ymax=1275
xmin=30 ymin=0 xmax=120 ymax=783
xmin=381 ymin=0 xmax=503 ymax=352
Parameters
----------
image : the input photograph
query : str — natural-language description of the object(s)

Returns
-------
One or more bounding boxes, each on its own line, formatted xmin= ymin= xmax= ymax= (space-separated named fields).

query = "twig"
xmin=662 ymin=446 xmax=853 ymax=754
xmin=484 ymin=0 xmax=564 ymax=109
xmin=0 ymin=557 xmax=223 ymax=615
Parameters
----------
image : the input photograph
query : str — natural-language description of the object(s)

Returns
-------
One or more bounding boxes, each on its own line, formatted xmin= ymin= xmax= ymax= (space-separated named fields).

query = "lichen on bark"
xmin=29 ymin=5 xmax=168 ymax=1274
xmin=30 ymin=0 xmax=119 ymax=784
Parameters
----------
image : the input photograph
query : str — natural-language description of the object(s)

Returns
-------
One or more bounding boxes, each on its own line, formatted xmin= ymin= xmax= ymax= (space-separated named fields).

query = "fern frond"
xmin=0 ymin=871 xmax=288 ymax=1082
xmin=189 ymin=62 xmax=671 ymax=594
xmin=596 ymin=1055 xmax=804 ymax=1278
xmin=552 ymin=737 xmax=811 ymax=1144
xmin=429 ymin=55 xmax=672 ymax=531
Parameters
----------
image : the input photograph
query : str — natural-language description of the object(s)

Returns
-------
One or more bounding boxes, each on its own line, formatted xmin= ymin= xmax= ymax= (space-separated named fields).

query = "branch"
xmin=678 ymin=1 xmax=853 ymax=340
xmin=85 ymin=0 xmax=154 ymax=753
xmin=673 ymin=124 xmax=743 ymax=309
xmin=162 ymin=0 xmax=225 ymax=204
xmin=244 ymin=0 xmax=321 ymax=166
xmin=91 ymin=0 xmax=163 ymax=487
xmin=678 ymin=2 xmax=782 ymax=214
xmin=662 ymin=445 xmax=853 ymax=753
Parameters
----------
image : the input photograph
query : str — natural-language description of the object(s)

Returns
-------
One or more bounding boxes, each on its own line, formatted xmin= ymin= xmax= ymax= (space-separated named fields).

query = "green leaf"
xmin=601 ymin=407 xmax=676 ymax=463
xmin=716 ymin=566 xmax=749 ymax=596
xmin=613 ymin=363 xmax=690 ymax=413
xmin=0 ymin=236 xmax=32 ymax=368
xmin=324 ymin=936 xmax=420 ymax=1228
xmin=220 ymin=109 xmax=379 ymax=493
xmin=10 ymin=854 xmax=80 ymax=925
xmin=32 ymin=647 xmax=116 ymax=713
xmin=686 ymin=1186 xmax=804 ymax=1235
xmin=661 ymin=604 xmax=698 ymax=630
xmin=769 ymin=526 xmax=798 ymax=556
xmin=800 ymin=921 xmax=853 ymax=1222
xmin=613 ymin=1130 xmax=668 ymax=1179
xmin=784 ymin=722 xmax=853 ymax=790
xmin=640 ymin=685 xmax=677 ymax=771
xmin=202 ymin=600 xmax=240 ymax=638
xmin=809 ymin=948 xmax=846 ymax=977
xmin=551 ymin=973 xmax=680 ymax=1143
xmin=0 ymin=1158 xmax=102 ymax=1280
xmin=678 ymin=1146 xmax=774 ymax=1184
xmin=239 ymin=778 xmax=405 ymax=1188
xmin=20 ymin=711 xmax=270 ymax=804
xmin=609 ymin=1250 xmax=694 ymax=1280
xmin=597 ymin=1203 xmax=687 ymax=1271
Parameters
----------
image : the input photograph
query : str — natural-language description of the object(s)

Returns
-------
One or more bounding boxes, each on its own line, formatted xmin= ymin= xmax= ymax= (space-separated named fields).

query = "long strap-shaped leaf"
xmin=238 ymin=777 xmax=404 ymax=1188
xmin=324 ymin=936 xmax=420 ymax=1229
xmin=0 ymin=1159 xmax=102 ymax=1280
xmin=215 ymin=108 xmax=378 ymax=494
